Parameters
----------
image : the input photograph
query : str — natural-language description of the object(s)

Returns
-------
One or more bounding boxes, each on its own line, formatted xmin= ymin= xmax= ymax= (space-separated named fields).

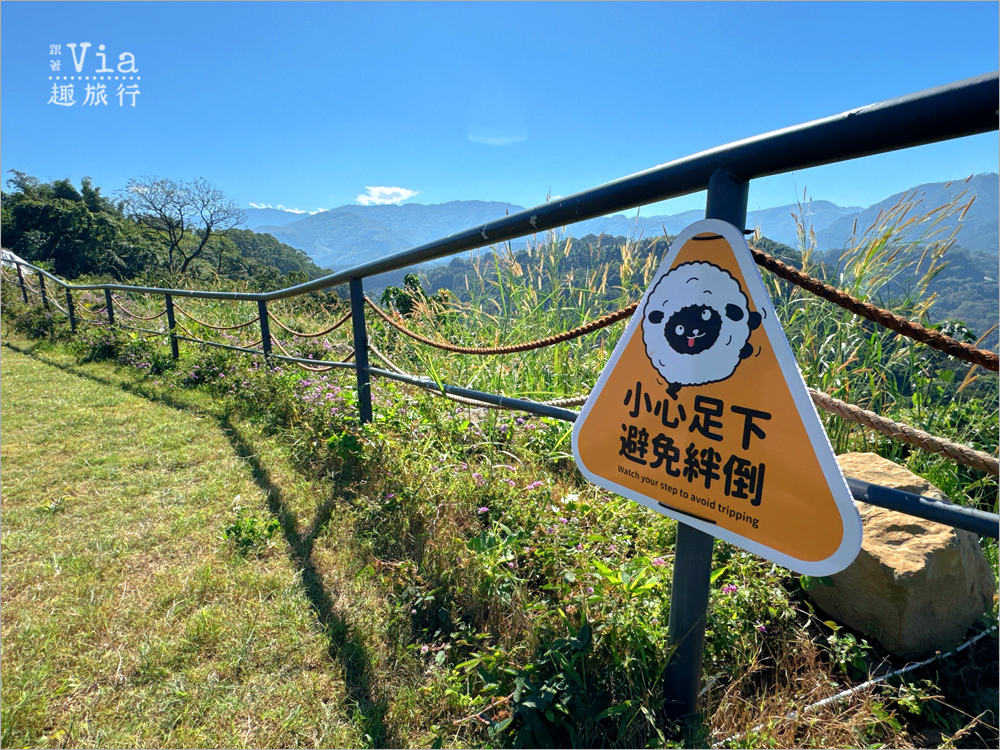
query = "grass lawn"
xmin=0 ymin=342 xmax=367 ymax=748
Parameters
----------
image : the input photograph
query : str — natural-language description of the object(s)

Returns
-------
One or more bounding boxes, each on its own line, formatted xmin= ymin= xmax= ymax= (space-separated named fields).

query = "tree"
xmin=121 ymin=176 xmax=244 ymax=274
xmin=2 ymin=171 xmax=158 ymax=279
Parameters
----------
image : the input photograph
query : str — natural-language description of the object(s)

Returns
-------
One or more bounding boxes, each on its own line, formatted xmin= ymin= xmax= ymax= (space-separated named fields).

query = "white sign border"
xmin=571 ymin=218 xmax=862 ymax=576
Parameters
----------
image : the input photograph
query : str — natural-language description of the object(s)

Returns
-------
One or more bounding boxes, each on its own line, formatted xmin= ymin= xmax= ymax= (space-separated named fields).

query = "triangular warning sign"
xmin=572 ymin=219 xmax=861 ymax=576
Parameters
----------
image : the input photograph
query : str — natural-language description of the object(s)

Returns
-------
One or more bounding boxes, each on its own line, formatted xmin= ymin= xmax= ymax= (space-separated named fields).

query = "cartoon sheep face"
xmin=642 ymin=261 xmax=761 ymax=397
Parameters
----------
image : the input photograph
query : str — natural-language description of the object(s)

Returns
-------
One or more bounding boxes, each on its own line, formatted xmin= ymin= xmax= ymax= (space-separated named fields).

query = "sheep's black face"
xmin=649 ymin=304 xmax=721 ymax=355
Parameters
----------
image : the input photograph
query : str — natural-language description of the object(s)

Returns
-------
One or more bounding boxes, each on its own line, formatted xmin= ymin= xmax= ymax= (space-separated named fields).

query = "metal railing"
xmin=4 ymin=71 xmax=998 ymax=719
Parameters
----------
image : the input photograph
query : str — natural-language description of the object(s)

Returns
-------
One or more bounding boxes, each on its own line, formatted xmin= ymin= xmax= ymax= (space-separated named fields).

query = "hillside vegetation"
xmin=1 ymin=172 xmax=330 ymax=287
xmin=1 ymin=189 xmax=997 ymax=748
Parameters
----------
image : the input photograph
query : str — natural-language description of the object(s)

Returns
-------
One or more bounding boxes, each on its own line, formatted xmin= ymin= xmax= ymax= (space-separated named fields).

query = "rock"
xmin=806 ymin=452 xmax=997 ymax=660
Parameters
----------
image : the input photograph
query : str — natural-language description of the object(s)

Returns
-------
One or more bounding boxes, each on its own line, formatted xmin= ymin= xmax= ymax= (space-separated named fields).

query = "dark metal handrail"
xmin=5 ymin=71 xmax=998 ymax=722
xmin=5 ymin=72 xmax=997 ymax=303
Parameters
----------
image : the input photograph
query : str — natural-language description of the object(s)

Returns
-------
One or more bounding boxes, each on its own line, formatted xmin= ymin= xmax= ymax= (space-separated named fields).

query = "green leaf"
xmin=710 ymin=565 xmax=729 ymax=584
xmin=593 ymin=701 xmax=633 ymax=721
xmin=592 ymin=559 xmax=614 ymax=577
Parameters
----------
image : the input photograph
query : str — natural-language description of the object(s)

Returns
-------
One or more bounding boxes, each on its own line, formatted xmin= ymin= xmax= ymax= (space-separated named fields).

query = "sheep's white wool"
xmin=642 ymin=261 xmax=753 ymax=387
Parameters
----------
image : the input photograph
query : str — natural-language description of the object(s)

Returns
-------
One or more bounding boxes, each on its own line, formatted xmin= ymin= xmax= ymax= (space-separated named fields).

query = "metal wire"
xmin=712 ymin=624 xmax=1000 ymax=748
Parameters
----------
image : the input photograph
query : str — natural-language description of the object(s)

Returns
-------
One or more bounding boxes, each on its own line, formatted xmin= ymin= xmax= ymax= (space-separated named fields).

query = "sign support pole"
xmin=662 ymin=169 xmax=749 ymax=723
xmin=349 ymin=277 xmax=373 ymax=425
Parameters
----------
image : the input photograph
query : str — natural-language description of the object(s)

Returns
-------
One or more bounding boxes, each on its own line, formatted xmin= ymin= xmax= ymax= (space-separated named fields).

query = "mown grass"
xmin=0 ymin=343 xmax=372 ymax=749
xmin=1 ymin=190 xmax=997 ymax=748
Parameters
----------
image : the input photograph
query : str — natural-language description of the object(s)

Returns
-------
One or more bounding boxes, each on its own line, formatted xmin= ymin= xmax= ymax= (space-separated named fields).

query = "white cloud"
xmin=249 ymin=202 xmax=308 ymax=213
xmin=356 ymin=186 xmax=418 ymax=206
xmin=468 ymin=134 xmax=527 ymax=146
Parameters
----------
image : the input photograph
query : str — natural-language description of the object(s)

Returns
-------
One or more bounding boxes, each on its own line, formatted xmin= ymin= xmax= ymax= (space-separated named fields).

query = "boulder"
xmin=806 ymin=452 xmax=997 ymax=659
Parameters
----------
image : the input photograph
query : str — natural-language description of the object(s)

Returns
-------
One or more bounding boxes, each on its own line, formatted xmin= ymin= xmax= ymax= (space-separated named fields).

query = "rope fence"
xmin=365 ymin=295 xmax=636 ymax=354
xmin=268 ymin=309 xmax=352 ymax=338
xmin=111 ymin=295 xmax=168 ymax=321
xmin=173 ymin=301 xmax=260 ymax=331
xmin=3 ymin=263 xmax=996 ymax=475
xmin=362 ymin=249 xmax=998 ymax=372
xmin=750 ymin=247 xmax=999 ymax=372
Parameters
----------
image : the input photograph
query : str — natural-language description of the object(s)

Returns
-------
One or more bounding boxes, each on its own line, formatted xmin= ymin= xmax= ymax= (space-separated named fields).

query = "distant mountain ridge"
xmin=246 ymin=201 xmax=524 ymax=270
xmin=242 ymin=174 xmax=998 ymax=269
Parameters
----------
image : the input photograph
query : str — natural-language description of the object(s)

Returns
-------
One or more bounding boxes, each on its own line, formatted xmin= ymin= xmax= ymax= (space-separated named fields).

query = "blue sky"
xmin=2 ymin=2 xmax=998 ymax=218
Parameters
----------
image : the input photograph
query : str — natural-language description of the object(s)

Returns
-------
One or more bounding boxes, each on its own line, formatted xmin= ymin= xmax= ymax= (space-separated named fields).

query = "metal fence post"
xmin=165 ymin=294 xmax=179 ymax=359
xmin=258 ymin=300 xmax=272 ymax=356
xmin=104 ymin=288 xmax=115 ymax=325
xmin=38 ymin=272 xmax=49 ymax=310
xmin=662 ymin=168 xmax=749 ymax=723
xmin=66 ymin=288 xmax=76 ymax=332
xmin=16 ymin=264 xmax=28 ymax=303
xmin=349 ymin=277 xmax=373 ymax=424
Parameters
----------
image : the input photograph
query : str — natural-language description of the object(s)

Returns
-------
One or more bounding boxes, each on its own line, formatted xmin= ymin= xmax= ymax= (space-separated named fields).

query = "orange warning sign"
xmin=572 ymin=219 xmax=861 ymax=576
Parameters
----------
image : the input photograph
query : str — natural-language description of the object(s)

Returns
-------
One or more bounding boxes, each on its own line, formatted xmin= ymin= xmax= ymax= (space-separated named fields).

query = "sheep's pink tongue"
xmin=688 ymin=337 xmax=695 ymax=348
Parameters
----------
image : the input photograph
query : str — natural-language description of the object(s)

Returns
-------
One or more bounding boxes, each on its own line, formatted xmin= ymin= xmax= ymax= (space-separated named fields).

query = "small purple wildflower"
xmin=722 ymin=584 xmax=738 ymax=595
xmin=651 ymin=557 xmax=666 ymax=567
xmin=526 ymin=480 xmax=544 ymax=491
xmin=576 ymin=543 xmax=583 ymax=551
xmin=472 ymin=473 xmax=484 ymax=486
xmin=559 ymin=517 xmax=568 ymax=524
xmin=755 ymin=621 xmax=767 ymax=633
xmin=586 ymin=586 xmax=594 ymax=594
xmin=478 ymin=506 xmax=489 ymax=514
xmin=421 ymin=644 xmax=429 ymax=654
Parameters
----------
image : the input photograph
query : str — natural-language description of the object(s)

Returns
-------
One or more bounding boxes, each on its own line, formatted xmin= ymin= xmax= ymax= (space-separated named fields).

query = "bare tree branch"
xmin=120 ymin=177 xmax=244 ymax=275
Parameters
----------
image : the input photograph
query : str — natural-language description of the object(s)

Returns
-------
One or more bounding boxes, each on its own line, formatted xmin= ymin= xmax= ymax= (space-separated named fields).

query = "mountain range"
xmin=242 ymin=174 xmax=998 ymax=271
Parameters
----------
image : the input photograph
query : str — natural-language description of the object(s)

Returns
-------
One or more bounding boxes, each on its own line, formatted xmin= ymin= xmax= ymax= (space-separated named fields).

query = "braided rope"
xmin=268 ymin=310 xmax=352 ymax=338
xmin=77 ymin=306 xmax=107 ymax=319
xmin=808 ymin=388 xmax=998 ymax=476
xmin=750 ymin=247 xmax=999 ymax=372
xmin=113 ymin=301 xmax=168 ymax=321
xmin=269 ymin=336 xmax=341 ymax=372
xmin=365 ymin=296 xmax=636 ymax=355
xmin=174 ymin=319 xmax=262 ymax=350
xmin=173 ymin=302 xmax=259 ymax=331
xmin=174 ymin=321 xmax=199 ymax=340
xmin=543 ymin=394 xmax=589 ymax=408
xmin=47 ymin=297 xmax=70 ymax=315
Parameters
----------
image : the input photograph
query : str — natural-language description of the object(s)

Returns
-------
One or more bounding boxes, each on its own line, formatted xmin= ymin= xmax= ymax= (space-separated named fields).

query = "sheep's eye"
xmin=675 ymin=325 xmax=685 ymax=336
xmin=701 ymin=309 xmax=711 ymax=321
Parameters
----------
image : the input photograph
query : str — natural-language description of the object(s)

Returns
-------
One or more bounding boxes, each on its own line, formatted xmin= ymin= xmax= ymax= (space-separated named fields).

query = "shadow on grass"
xmin=2 ymin=340 xmax=399 ymax=748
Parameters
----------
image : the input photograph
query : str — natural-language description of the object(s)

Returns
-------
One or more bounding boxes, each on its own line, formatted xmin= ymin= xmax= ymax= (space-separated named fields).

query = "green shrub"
xmin=222 ymin=503 xmax=280 ymax=557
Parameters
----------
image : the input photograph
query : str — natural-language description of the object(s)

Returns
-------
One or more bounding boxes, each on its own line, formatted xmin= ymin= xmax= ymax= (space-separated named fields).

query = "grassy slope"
xmin=0 ymin=343 xmax=370 ymax=749
xmin=2 ymin=213 xmax=997 ymax=748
